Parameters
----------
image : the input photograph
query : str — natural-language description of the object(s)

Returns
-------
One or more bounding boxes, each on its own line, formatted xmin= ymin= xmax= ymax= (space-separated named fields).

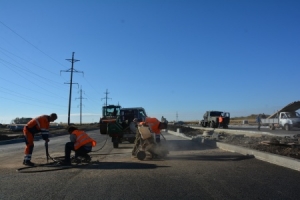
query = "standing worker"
xmin=218 ymin=114 xmax=223 ymax=128
xmin=62 ymin=126 xmax=97 ymax=165
xmin=256 ymin=114 xmax=261 ymax=130
xmin=23 ymin=113 xmax=58 ymax=166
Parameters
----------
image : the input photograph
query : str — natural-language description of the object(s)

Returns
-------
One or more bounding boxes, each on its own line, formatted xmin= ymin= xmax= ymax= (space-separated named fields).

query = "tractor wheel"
xmin=137 ymin=151 xmax=146 ymax=160
xmin=100 ymin=124 xmax=107 ymax=135
xmin=210 ymin=121 xmax=215 ymax=128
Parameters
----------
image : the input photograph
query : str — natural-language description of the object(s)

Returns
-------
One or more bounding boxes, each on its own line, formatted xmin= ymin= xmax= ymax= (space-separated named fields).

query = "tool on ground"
xmin=45 ymin=141 xmax=49 ymax=163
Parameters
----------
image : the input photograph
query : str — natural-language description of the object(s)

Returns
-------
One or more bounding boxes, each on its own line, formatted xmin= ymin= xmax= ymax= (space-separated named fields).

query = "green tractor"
xmin=99 ymin=104 xmax=121 ymax=135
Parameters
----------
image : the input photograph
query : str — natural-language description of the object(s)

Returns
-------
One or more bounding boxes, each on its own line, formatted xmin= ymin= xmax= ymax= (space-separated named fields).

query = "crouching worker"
xmin=62 ymin=126 xmax=96 ymax=165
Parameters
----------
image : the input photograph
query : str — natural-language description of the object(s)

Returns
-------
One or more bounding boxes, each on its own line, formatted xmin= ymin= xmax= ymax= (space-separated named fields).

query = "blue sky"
xmin=0 ymin=0 xmax=299 ymax=124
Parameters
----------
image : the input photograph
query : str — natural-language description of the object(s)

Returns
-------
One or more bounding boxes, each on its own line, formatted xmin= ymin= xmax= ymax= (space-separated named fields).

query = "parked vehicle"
xmin=260 ymin=101 xmax=300 ymax=131
xmin=200 ymin=111 xmax=230 ymax=128
xmin=262 ymin=111 xmax=300 ymax=131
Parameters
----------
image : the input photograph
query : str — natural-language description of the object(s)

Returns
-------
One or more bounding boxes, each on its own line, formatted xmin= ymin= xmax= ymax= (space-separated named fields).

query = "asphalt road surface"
xmin=1 ymin=130 xmax=300 ymax=200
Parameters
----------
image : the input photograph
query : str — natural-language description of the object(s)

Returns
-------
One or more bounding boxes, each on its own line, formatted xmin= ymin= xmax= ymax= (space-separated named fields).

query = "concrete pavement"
xmin=167 ymin=128 xmax=300 ymax=172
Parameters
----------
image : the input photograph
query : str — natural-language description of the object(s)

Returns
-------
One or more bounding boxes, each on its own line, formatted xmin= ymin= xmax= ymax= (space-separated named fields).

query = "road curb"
xmin=192 ymin=126 xmax=273 ymax=136
xmin=167 ymin=130 xmax=300 ymax=172
xmin=215 ymin=141 xmax=300 ymax=171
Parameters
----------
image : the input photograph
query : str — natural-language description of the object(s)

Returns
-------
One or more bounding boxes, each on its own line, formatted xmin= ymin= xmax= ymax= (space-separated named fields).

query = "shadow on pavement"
xmin=82 ymin=161 xmax=170 ymax=170
xmin=166 ymin=154 xmax=254 ymax=161
xmin=162 ymin=139 xmax=254 ymax=162
xmin=165 ymin=140 xmax=217 ymax=151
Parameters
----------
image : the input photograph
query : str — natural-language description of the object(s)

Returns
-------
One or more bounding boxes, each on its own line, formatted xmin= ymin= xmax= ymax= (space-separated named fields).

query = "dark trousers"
xmin=65 ymin=142 xmax=91 ymax=162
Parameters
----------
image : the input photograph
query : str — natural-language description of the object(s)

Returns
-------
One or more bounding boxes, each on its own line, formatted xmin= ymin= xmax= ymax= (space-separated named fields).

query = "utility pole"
xmin=76 ymin=86 xmax=86 ymax=125
xmin=101 ymin=89 xmax=112 ymax=116
xmin=60 ymin=52 xmax=83 ymax=125
xmin=176 ymin=112 xmax=178 ymax=122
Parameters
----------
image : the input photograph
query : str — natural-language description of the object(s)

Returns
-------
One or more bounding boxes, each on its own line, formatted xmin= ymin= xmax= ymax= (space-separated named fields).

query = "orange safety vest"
xmin=24 ymin=115 xmax=50 ymax=135
xmin=219 ymin=116 xmax=223 ymax=123
xmin=72 ymin=130 xmax=97 ymax=150
xmin=139 ymin=117 xmax=160 ymax=135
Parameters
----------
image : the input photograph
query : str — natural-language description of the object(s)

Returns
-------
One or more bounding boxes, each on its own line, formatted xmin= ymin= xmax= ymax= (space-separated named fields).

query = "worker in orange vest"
xmin=140 ymin=117 xmax=167 ymax=143
xmin=218 ymin=115 xmax=223 ymax=128
xmin=132 ymin=117 xmax=167 ymax=157
xmin=62 ymin=126 xmax=97 ymax=165
xmin=23 ymin=113 xmax=57 ymax=166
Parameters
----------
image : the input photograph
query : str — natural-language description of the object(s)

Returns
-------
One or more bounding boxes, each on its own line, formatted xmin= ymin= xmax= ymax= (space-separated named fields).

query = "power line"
xmin=0 ymin=20 xmax=67 ymax=67
xmin=0 ymin=47 xmax=61 ymax=76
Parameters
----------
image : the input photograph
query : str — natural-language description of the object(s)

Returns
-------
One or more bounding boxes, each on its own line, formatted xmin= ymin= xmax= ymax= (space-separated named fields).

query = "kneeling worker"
xmin=63 ymin=126 xmax=96 ymax=165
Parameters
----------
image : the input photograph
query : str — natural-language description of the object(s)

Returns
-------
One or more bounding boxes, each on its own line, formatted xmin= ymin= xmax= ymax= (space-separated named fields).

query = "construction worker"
xmin=142 ymin=117 xmax=167 ymax=143
xmin=23 ymin=113 xmax=58 ymax=166
xmin=132 ymin=117 xmax=167 ymax=156
xmin=62 ymin=126 xmax=97 ymax=165
xmin=218 ymin=115 xmax=223 ymax=128
xmin=256 ymin=114 xmax=261 ymax=130
xmin=131 ymin=118 xmax=141 ymax=156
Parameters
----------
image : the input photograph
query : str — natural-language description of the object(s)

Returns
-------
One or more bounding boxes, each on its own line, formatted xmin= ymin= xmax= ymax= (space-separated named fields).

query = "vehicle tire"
xmin=210 ymin=121 xmax=215 ymax=128
xmin=100 ymin=124 xmax=107 ymax=135
xmin=284 ymin=124 xmax=290 ymax=131
xmin=113 ymin=142 xmax=119 ymax=148
xmin=200 ymin=121 xmax=204 ymax=127
xmin=269 ymin=125 xmax=275 ymax=130
xmin=137 ymin=151 xmax=146 ymax=160
xmin=129 ymin=138 xmax=135 ymax=144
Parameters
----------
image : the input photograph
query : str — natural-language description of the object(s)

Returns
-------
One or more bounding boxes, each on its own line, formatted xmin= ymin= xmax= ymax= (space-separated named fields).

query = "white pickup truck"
xmin=261 ymin=111 xmax=300 ymax=131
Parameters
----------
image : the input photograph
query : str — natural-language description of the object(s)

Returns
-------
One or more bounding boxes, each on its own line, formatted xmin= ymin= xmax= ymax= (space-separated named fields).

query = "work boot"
xmin=76 ymin=154 xmax=91 ymax=163
xmin=23 ymin=160 xmax=35 ymax=167
xmin=60 ymin=160 xmax=72 ymax=166
xmin=82 ymin=155 xmax=91 ymax=163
